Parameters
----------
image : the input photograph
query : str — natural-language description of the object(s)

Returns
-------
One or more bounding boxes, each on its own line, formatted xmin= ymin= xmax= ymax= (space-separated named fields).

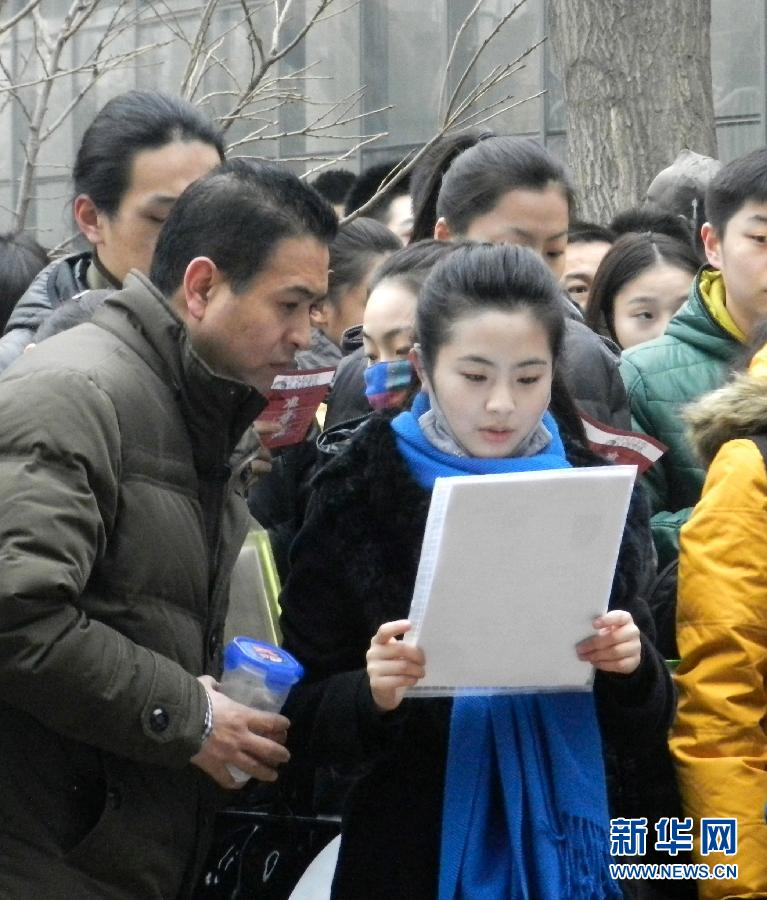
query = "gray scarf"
xmin=417 ymin=390 xmax=552 ymax=459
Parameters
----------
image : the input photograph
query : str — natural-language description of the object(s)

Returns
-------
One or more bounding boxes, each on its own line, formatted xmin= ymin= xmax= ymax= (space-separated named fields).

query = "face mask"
xmin=364 ymin=358 xmax=415 ymax=410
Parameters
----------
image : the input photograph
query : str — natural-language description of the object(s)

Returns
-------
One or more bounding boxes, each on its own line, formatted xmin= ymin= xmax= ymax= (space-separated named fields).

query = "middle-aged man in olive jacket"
xmin=0 ymin=160 xmax=336 ymax=899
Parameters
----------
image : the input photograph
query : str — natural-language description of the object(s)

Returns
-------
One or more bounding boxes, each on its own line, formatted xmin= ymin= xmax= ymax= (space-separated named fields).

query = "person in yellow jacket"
xmin=670 ymin=339 xmax=767 ymax=899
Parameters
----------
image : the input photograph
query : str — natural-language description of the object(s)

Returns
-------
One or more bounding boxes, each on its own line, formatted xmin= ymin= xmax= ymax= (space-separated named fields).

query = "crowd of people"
xmin=0 ymin=88 xmax=764 ymax=900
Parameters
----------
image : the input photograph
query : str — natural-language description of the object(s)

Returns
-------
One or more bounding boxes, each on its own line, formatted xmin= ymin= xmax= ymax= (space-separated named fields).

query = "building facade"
xmin=0 ymin=0 xmax=764 ymax=244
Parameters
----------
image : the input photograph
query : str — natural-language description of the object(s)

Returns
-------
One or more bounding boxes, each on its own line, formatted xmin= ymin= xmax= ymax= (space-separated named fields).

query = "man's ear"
xmin=701 ymin=222 xmax=721 ymax=269
xmin=181 ymin=257 xmax=218 ymax=322
xmin=74 ymin=195 xmax=104 ymax=245
xmin=310 ymin=300 xmax=329 ymax=329
xmin=434 ymin=217 xmax=453 ymax=242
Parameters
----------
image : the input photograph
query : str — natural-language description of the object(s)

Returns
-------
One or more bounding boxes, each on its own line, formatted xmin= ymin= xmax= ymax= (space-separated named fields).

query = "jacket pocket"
xmin=63 ymin=755 xmax=199 ymax=899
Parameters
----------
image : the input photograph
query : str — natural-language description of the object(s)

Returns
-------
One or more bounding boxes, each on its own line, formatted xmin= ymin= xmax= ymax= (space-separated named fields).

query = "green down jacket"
xmin=620 ymin=268 xmax=740 ymax=566
xmin=0 ymin=272 xmax=265 ymax=899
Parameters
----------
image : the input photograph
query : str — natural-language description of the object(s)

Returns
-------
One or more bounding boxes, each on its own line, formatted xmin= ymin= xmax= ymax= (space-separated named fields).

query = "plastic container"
xmin=219 ymin=637 xmax=304 ymax=783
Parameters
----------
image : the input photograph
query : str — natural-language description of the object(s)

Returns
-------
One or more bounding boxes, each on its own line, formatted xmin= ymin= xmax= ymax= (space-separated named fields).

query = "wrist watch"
xmin=201 ymin=690 xmax=214 ymax=746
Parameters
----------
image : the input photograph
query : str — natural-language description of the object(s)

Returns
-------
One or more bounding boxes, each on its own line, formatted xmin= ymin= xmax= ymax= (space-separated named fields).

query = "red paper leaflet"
xmin=580 ymin=412 xmax=667 ymax=475
xmin=257 ymin=367 xmax=335 ymax=449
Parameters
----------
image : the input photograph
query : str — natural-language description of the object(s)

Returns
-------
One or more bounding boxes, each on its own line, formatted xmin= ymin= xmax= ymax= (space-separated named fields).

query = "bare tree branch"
xmin=271 ymin=0 xmax=296 ymax=56
xmin=12 ymin=0 xmax=146 ymax=229
xmin=179 ymin=0 xmax=220 ymax=98
xmin=444 ymin=0 xmax=529 ymax=124
xmin=343 ymin=77 xmax=540 ymax=226
xmin=314 ymin=0 xmax=358 ymax=25
xmin=1 ymin=0 xmax=545 ymax=243
xmin=439 ymin=0 xmax=483 ymax=117
xmin=0 ymin=0 xmax=42 ymax=41
xmin=238 ymin=0 xmax=263 ymax=74
xmin=41 ymin=42 xmax=168 ymax=142
xmin=451 ymin=38 xmax=544 ymax=124
xmin=453 ymin=90 xmax=545 ymax=131
xmin=300 ymin=132 xmax=387 ymax=179
xmin=219 ymin=0 xmax=333 ymax=129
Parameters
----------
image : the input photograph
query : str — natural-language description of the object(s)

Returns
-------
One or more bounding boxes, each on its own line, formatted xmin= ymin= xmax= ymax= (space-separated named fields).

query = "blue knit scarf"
xmin=391 ymin=395 xmax=621 ymax=900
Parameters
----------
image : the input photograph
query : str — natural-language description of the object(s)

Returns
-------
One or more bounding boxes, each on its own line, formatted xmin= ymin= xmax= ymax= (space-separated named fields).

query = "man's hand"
xmin=190 ymin=675 xmax=290 ymax=789
xmin=576 ymin=609 xmax=641 ymax=675
xmin=366 ymin=620 xmax=425 ymax=713
xmin=232 ymin=421 xmax=282 ymax=492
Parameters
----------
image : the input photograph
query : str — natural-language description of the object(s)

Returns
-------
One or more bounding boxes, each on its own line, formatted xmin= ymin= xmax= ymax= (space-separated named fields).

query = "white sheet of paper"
xmin=404 ymin=465 xmax=637 ymax=696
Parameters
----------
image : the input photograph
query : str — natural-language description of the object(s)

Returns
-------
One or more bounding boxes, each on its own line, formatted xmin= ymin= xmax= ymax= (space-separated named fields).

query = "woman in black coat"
xmin=280 ymin=245 xmax=674 ymax=900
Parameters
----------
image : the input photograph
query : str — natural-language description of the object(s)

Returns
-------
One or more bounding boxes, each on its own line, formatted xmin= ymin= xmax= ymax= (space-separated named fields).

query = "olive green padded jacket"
xmin=0 ymin=272 xmax=265 ymax=899
xmin=620 ymin=268 xmax=741 ymax=566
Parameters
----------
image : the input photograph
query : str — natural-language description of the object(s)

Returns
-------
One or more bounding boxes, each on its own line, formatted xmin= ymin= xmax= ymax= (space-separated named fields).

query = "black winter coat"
xmin=280 ymin=413 xmax=674 ymax=900
xmin=0 ymin=250 xmax=92 ymax=372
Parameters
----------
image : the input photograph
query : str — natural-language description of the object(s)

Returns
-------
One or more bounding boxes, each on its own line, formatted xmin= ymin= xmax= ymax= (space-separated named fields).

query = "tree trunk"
xmin=548 ymin=0 xmax=717 ymax=222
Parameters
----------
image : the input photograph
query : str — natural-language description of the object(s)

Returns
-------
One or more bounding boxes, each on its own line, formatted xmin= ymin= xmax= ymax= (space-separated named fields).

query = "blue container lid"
xmin=223 ymin=637 xmax=304 ymax=692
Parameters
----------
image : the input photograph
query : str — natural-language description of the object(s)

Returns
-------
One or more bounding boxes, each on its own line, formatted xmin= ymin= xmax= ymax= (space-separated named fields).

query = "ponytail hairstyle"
xmin=325 ymin=217 xmax=401 ymax=310
xmin=417 ymin=242 xmax=586 ymax=444
xmin=409 ymin=129 xmax=493 ymax=242
xmin=73 ymin=90 xmax=225 ymax=218
xmin=435 ymin=136 xmax=575 ymax=236
xmin=369 ymin=238 xmax=465 ymax=297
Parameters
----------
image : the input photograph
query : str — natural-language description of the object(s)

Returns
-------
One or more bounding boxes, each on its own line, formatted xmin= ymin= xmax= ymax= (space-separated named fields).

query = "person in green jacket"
xmin=0 ymin=161 xmax=335 ymax=899
xmin=621 ymin=147 xmax=767 ymax=566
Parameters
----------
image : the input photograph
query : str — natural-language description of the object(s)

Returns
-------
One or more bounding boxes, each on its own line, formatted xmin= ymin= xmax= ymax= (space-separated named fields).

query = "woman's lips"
xmin=478 ymin=427 xmax=514 ymax=443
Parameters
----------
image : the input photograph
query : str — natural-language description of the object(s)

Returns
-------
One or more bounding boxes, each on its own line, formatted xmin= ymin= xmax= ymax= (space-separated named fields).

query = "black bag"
xmin=194 ymin=807 xmax=340 ymax=900
xmin=646 ymin=557 xmax=680 ymax=659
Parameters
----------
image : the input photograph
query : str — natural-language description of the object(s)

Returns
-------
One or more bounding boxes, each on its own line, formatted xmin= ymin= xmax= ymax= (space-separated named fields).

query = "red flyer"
xmin=580 ymin=412 xmax=667 ymax=475
xmin=257 ymin=367 xmax=335 ymax=449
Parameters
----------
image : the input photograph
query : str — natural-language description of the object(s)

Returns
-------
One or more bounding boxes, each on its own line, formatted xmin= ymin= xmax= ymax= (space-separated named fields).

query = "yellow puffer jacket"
xmin=670 ymin=370 xmax=767 ymax=899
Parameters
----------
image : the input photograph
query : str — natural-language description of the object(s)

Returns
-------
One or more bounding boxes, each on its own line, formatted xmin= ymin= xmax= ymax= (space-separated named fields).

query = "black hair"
xmin=0 ymin=232 xmax=49 ymax=332
xmin=585 ymin=232 xmax=699 ymax=344
xmin=410 ymin=129 xmax=493 ymax=243
xmin=344 ymin=162 xmax=411 ymax=221
xmin=417 ymin=242 xmax=565 ymax=373
xmin=324 ymin=218 xmax=401 ymax=308
xmin=368 ymin=238 xmax=464 ymax=298
xmin=32 ymin=291 xmax=109 ymax=343
xmin=610 ymin=204 xmax=694 ymax=248
xmin=435 ymin=137 xmax=575 ymax=236
xmin=418 ymin=242 xmax=586 ymax=443
xmin=706 ymin=147 xmax=767 ymax=237
xmin=73 ymin=90 xmax=225 ymax=217
xmin=568 ymin=220 xmax=615 ymax=245
xmin=150 ymin=159 xmax=337 ymax=296
xmin=311 ymin=169 xmax=356 ymax=206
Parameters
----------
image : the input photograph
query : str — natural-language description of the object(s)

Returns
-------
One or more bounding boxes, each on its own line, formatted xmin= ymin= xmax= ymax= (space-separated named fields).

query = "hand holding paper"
xmin=367 ymin=620 xmax=426 ymax=713
xmin=257 ymin=367 xmax=335 ymax=449
xmin=404 ymin=466 xmax=638 ymax=695
xmin=576 ymin=609 xmax=641 ymax=675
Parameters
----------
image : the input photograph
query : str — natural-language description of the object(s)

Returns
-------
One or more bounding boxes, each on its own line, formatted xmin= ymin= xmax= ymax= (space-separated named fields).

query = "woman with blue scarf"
xmin=280 ymin=243 xmax=674 ymax=899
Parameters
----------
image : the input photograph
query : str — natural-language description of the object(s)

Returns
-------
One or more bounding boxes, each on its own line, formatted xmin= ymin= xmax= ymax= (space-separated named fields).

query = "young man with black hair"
xmin=621 ymin=146 xmax=767 ymax=566
xmin=0 ymin=159 xmax=336 ymax=899
xmin=610 ymin=203 xmax=697 ymax=253
xmin=312 ymin=167 xmax=355 ymax=217
xmin=344 ymin=161 xmax=413 ymax=241
xmin=560 ymin=221 xmax=615 ymax=311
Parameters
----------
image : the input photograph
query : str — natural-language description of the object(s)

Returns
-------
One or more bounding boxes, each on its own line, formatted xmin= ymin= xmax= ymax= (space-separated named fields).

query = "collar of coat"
xmin=93 ymin=270 xmax=267 ymax=480
xmin=684 ymin=372 xmax=767 ymax=467
xmin=313 ymin=410 xmax=606 ymax=517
